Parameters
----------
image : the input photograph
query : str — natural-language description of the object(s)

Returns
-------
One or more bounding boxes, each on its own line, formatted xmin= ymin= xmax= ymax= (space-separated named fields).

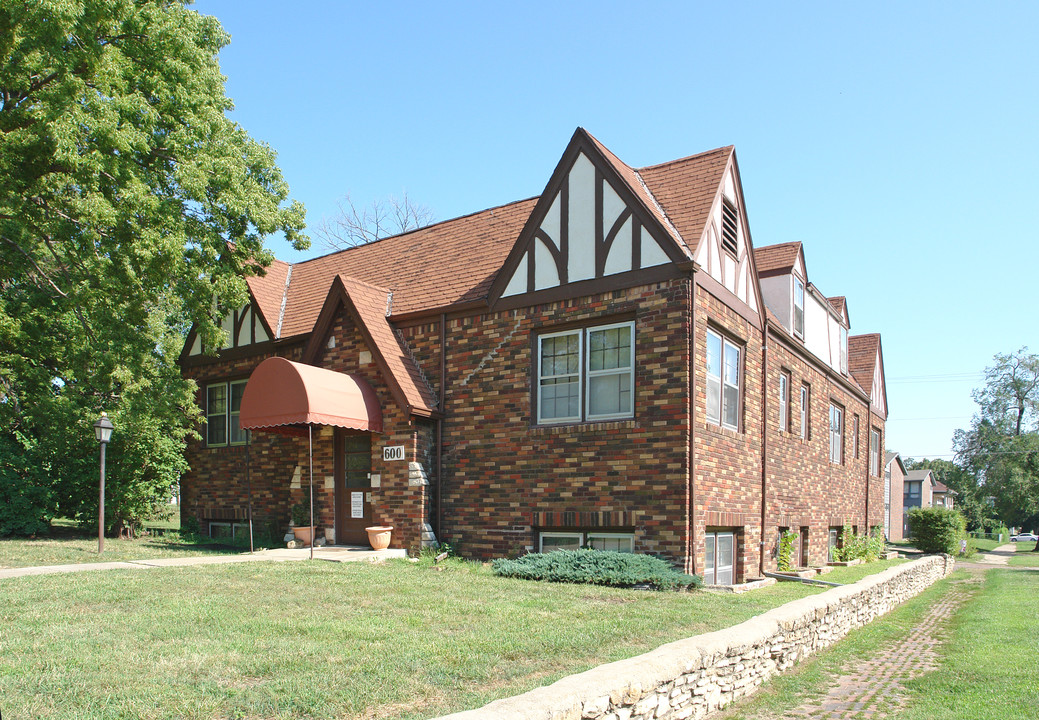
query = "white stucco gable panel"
xmin=502 ymin=254 xmax=528 ymax=297
xmin=605 ymin=216 xmax=633 ymax=275
xmin=602 ymin=178 xmax=626 ymax=232
xmin=872 ymin=359 xmax=887 ymax=415
xmin=568 ymin=152 xmax=596 ymax=282
xmin=640 ymin=227 xmax=671 ymax=268
xmin=534 ymin=237 xmax=559 ymax=290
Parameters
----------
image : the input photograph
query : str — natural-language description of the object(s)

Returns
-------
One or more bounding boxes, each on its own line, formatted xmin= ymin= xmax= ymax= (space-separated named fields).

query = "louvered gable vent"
xmin=721 ymin=197 xmax=738 ymax=256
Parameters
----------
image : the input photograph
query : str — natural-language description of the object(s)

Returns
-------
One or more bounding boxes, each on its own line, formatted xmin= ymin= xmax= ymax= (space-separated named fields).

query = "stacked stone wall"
xmin=432 ymin=555 xmax=955 ymax=720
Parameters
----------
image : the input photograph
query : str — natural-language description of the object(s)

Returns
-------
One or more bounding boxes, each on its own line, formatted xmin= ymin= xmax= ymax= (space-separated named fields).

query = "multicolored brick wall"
xmin=180 ymin=343 xmax=306 ymax=538
xmin=398 ymin=279 xmax=694 ymax=564
xmin=763 ymin=330 xmax=885 ymax=569
xmin=692 ymin=283 xmax=765 ymax=580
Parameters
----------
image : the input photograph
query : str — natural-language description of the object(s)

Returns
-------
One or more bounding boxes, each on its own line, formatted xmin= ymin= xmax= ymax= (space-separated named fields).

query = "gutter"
xmin=760 ymin=323 xmax=769 ymax=577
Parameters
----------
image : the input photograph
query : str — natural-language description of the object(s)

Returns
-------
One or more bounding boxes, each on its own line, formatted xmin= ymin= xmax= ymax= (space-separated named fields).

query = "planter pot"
xmin=292 ymin=526 xmax=314 ymax=547
xmin=365 ymin=526 xmax=393 ymax=550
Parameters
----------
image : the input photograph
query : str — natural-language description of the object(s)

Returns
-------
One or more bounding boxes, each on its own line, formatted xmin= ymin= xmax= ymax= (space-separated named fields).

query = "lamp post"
xmin=94 ymin=412 xmax=114 ymax=554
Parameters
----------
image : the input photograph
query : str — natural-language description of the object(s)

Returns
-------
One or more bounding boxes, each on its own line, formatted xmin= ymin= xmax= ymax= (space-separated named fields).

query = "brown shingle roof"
xmin=246 ymin=259 xmax=290 ymax=335
xmin=248 ymin=198 xmax=537 ymax=337
xmin=636 ymin=146 xmax=733 ymax=257
xmin=246 ymin=133 xmax=736 ymax=340
xmin=753 ymin=241 xmax=802 ymax=274
xmin=336 ymin=275 xmax=437 ymax=413
xmin=828 ymin=296 xmax=846 ymax=317
xmin=848 ymin=333 xmax=880 ymax=394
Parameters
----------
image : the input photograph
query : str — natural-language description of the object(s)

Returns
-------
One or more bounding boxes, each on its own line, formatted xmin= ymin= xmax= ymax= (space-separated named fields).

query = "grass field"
xmin=0 ymin=529 xmax=248 ymax=569
xmin=719 ymin=567 xmax=1039 ymax=720
xmin=0 ymin=553 xmax=909 ymax=720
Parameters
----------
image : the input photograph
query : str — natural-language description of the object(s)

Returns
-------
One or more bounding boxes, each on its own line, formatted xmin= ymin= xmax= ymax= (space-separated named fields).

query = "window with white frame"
xmin=706 ymin=328 xmax=741 ymax=431
xmin=539 ymin=531 xmax=634 ymax=553
xmin=206 ymin=380 xmax=248 ymax=447
xmin=800 ymin=384 xmax=810 ymax=440
xmin=793 ymin=277 xmax=805 ymax=338
xmin=829 ymin=403 xmax=843 ymax=464
xmin=704 ymin=530 xmax=736 ymax=585
xmin=870 ymin=428 xmax=881 ymax=476
xmin=779 ymin=372 xmax=790 ymax=432
xmin=537 ymin=321 xmax=634 ymax=424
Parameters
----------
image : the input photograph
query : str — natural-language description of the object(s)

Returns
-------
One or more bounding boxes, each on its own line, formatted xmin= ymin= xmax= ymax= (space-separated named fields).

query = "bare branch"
xmin=315 ymin=191 xmax=434 ymax=251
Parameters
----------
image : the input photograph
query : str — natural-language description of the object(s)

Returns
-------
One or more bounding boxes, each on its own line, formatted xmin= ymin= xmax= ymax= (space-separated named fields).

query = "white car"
xmin=1010 ymin=532 xmax=1037 ymax=542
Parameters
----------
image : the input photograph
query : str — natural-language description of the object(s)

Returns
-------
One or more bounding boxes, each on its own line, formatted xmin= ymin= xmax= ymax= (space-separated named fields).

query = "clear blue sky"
xmin=194 ymin=1 xmax=1038 ymax=461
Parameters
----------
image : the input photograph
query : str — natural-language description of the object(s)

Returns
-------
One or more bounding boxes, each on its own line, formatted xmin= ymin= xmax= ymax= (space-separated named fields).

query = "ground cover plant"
xmin=491 ymin=549 xmax=701 ymax=590
xmin=0 ymin=554 xmax=919 ymax=720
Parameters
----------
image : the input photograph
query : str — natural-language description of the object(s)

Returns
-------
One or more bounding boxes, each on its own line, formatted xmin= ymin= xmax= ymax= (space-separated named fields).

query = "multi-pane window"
xmin=829 ymin=403 xmax=843 ymax=464
xmin=206 ymin=380 xmax=248 ymax=447
xmin=870 ymin=429 xmax=881 ymax=476
xmin=828 ymin=528 xmax=840 ymax=562
xmin=904 ymin=481 xmax=921 ymax=500
xmin=793 ymin=277 xmax=805 ymax=338
xmin=779 ymin=372 xmax=790 ymax=432
xmin=706 ymin=329 xmax=741 ymax=431
xmin=539 ymin=532 xmax=634 ymax=553
xmin=537 ymin=322 xmax=634 ymax=424
xmin=800 ymin=384 xmax=810 ymax=440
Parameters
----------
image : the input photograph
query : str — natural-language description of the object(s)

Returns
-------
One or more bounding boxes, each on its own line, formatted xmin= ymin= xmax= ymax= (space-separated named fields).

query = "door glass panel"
xmin=705 ymin=535 xmax=716 ymax=584
xmin=717 ymin=533 xmax=734 ymax=586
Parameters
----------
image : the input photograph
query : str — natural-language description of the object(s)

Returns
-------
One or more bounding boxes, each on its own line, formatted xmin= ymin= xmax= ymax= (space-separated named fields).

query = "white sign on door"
xmin=350 ymin=491 xmax=364 ymax=519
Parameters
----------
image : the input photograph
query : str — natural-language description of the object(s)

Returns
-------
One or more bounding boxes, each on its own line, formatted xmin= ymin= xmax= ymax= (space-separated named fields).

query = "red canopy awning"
xmin=239 ymin=357 xmax=382 ymax=434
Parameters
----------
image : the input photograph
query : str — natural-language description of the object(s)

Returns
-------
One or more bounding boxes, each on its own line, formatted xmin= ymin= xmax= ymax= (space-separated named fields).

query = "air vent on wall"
xmin=721 ymin=198 xmax=738 ymax=256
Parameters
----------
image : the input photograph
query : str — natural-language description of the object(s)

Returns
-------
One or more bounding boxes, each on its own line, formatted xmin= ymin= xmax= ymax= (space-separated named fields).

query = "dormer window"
xmin=793 ymin=277 xmax=805 ymax=338
xmin=840 ymin=326 xmax=848 ymax=374
xmin=721 ymin=198 xmax=738 ymax=257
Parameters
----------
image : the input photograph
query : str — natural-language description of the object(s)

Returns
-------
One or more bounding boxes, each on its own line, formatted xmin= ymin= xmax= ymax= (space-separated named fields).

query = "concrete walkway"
xmin=0 ymin=545 xmax=406 ymax=580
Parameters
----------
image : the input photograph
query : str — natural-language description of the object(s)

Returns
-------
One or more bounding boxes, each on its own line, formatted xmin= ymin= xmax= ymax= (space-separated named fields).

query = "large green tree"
xmin=0 ymin=0 xmax=307 ymax=534
xmin=954 ymin=349 xmax=1039 ymax=549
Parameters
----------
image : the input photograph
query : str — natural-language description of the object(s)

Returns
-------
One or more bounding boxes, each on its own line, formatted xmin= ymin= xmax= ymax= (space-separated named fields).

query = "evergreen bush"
xmin=907 ymin=507 xmax=965 ymax=554
xmin=491 ymin=550 xmax=702 ymax=591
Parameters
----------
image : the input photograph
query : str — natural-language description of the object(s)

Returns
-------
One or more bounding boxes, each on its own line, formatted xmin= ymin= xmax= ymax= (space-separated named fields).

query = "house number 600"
xmin=383 ymin=445 xmax=405 ymax=461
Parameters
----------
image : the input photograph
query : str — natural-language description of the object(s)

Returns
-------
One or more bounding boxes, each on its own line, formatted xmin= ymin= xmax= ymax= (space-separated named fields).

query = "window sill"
xmin=531 ymin=418 xmax=638 ymax=435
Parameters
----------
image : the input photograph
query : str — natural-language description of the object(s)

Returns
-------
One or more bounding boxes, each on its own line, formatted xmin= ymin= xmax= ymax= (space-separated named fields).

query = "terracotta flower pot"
xmin=292 ymin=526 xmax=314 ymax=547
xmin=365 ymin=526 xmax=393 ymax=550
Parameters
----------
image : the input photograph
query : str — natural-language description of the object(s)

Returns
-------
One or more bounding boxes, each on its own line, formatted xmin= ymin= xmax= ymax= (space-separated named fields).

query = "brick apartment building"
xmin=179 ymin=128 xmax=888 ymax=584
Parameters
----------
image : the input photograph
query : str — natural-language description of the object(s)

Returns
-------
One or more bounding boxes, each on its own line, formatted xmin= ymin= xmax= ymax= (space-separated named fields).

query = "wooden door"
xmin=335 ymin=431 xmax=372 ymax=545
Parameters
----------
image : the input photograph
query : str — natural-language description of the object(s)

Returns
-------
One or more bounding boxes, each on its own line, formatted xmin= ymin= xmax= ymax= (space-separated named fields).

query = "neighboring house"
xmin=884 ymin=452 xmax=908 ymax=541
xmin=931 ymin=481 xmax=956 ymax=509
xmin=903 ymin=468 xmax=936 ymax=537
xmin=179 ymin=128 xmax=887 ymax=584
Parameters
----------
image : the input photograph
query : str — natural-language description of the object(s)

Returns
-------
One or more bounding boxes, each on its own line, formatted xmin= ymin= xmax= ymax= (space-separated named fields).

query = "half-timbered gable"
xmin=491 ymin=129 xmax=689 ymax=306
xmin=179 ymin=127 xmax=891 ymax=584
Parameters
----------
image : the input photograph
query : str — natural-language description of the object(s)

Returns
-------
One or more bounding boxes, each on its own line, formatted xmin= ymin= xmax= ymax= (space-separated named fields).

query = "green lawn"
xmin=719 ymin=568 xmax=1039 ymax=720
xmin=1007 ymin=548 xmax=1039 ymax=567
xmin=0 ymin=555 xmax=913 ymax=720
xmin=0 ymin=530 xmax=249 ymax=569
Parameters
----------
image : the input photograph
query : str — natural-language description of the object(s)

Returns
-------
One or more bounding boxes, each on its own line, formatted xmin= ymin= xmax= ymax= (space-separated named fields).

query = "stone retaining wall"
xmin=432 ymin=555 xmax=954 ymax=720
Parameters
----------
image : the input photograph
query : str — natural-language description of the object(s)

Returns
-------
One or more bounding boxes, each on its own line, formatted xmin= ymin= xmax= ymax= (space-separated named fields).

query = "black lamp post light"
xmin=93 ymin=412 xmax=114 ymax=554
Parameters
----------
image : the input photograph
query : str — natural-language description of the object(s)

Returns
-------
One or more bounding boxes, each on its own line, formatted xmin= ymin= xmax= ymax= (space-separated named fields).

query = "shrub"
xmin=907 ymin=507 xmax=965 ymax=554
xmin=492 ymin=550 xmax=702 ymax=591
xmin=777 ymin=530 xmax=798 ymax=571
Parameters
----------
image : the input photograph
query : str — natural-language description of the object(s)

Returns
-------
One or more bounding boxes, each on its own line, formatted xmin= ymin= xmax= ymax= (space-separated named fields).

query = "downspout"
xmin=687 ymin=275 xmax=696 ymax=576
xmin=759 ymin=323 xmax=769 ymax=577
xmin=865 ymin=408 xmax=874 ymax=533
xmin=436 ymin=312 xmax=447 ymax=542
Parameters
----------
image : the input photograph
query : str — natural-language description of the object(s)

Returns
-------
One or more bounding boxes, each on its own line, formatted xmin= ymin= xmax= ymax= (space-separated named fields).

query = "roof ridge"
xmin=637 ymin=145 xmax=733 ymax=173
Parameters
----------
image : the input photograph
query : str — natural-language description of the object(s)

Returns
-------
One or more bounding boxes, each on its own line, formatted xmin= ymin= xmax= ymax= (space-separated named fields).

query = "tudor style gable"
xmin=687 ymin=157 xmax=761 ymax=315
xmin=183 ymin=299 xmax=273 ymax=359
xmin=492 ymin=129 xmax=686 ymax=304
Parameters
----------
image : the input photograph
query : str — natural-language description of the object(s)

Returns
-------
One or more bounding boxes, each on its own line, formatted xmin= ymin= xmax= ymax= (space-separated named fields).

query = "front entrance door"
xmin=335 ymin=431 xmax=372 ymax=545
